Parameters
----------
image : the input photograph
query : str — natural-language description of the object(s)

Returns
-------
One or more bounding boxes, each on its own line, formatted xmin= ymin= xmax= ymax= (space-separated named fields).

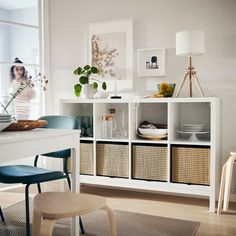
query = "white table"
xmin=0 ymin=129 xmax=80 ymax=236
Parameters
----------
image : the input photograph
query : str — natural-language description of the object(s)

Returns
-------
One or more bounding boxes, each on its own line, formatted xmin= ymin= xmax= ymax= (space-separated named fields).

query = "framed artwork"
xmin=138 ymin=48 xmax=166 ymax=77
xmin=88 ymin=19 xmax=133 ymax=91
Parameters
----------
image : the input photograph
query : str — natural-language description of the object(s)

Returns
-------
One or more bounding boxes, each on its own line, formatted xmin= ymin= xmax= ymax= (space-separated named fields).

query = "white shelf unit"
xmin=60 ymin=97 xmax=220 ymax=212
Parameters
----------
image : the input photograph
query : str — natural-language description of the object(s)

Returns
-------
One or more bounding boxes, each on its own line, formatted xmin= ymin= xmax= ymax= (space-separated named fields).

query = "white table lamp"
xmin=175 ymin=30 xmax=205 ymax=97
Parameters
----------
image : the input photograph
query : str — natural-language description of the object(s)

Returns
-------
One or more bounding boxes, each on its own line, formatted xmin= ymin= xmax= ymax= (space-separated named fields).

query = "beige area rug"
xmin=0 ymin=200 xmax=199 ymax=236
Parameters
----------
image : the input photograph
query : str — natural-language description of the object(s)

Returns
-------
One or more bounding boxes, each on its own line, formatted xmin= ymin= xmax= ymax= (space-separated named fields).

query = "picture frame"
xmin=137 ymin=48 xmax=166 ymax=77
xmin=88 ymin=19 xmax=134 ymax=91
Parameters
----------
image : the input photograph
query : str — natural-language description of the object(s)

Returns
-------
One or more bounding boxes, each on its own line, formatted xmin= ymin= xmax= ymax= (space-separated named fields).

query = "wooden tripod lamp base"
xmin=175 ymin=56 xmax=204 ymax=97
xmin=175 ymin=30 xmax=205 ymax=97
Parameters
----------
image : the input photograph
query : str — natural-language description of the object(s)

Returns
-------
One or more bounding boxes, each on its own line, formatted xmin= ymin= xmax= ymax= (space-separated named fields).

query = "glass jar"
xmin=102 ymin=115 xmax=113 ymax=139
xmin=114 ymin=109 xmax=127 ymax=138
xmin=109 ymin=108 xmax=117 ymax=136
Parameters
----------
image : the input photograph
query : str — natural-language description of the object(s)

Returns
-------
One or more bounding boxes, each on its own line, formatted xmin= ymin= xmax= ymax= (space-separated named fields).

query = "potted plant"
xmin=73 ymin=65 xmax=107 ymax=98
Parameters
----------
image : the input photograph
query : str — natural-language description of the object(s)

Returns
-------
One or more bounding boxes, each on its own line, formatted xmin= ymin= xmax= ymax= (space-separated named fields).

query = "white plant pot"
xmin=81 ymin=84 xmax=97 ymax=99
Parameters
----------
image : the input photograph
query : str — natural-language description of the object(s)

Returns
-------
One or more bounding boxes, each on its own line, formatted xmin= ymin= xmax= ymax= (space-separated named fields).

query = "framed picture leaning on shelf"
xmin=87 ymin=19 xmax=134 ymax=91
xmin=138 ymin=48 xmax=166 ymax=77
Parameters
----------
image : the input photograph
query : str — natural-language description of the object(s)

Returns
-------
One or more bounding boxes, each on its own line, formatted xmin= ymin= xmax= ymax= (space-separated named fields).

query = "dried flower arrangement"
xmin=73 ymin=65 xmax=107 ymax=97
xmin=91 ymin=35 xmax=119 ymax=78
xmin=0 ymin=73 xmax=48 ymax=116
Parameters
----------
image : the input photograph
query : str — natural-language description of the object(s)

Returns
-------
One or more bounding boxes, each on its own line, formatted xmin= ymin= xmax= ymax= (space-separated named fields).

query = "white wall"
xmin=48 ymin=0 xmax=236 ymax=194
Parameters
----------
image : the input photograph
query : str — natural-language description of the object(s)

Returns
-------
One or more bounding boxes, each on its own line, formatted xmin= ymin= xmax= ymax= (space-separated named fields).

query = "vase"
xmin=81 ymin=84 xmax=97 ymax=99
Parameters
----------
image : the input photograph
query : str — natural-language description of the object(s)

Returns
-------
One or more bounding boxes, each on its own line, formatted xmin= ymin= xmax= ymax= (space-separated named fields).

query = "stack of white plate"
xmin=0 ymin=113 xmax=12 ymax=132
xmin=181 ymin=124 xmax=205 ymax=132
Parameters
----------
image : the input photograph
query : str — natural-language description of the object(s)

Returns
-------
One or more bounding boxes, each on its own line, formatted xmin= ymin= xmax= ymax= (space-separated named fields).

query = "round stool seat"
xmin=34 ymin=192 xmax=106 ymax=219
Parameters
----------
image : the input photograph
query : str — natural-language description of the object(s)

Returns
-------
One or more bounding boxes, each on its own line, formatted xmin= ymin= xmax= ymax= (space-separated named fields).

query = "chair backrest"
xmin=39 ymin=115 xmax=80 ymax=130
xmin=38 ymin=116 xmax=80 ymax=159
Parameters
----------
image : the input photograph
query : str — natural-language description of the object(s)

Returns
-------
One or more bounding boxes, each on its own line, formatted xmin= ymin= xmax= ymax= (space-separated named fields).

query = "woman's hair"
xmin=10 ymin=57 xmax=27 ymax=81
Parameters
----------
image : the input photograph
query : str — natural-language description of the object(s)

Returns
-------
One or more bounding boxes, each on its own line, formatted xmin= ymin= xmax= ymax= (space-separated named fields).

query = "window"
xmin=0 ymin=0 xmax=42 ymax=119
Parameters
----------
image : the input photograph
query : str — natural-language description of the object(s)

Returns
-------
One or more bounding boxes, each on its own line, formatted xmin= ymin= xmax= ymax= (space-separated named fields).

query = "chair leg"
xmin=79 ymin=216 xmax=85 ymax=235
xmin=37 ymin=183 xmax=42 ymax=194
xmin=0 ymin=206 xmax=5 ymax=222
xmin=66 ymin=175 xmax=71 ymax=191
xmin=34 ymin=156 xmax=42 ymax=194
xmin=34 ymin=155 xmax=39 ymax=167
xmin=223 ymin=156 xmax=236 ymax=211
xmin=103 ymin=206 xmax=117 ymax=236
xmin=217 ymin=163 xmax=226 ymax=214
xmin=25 ymin=184 xmax=31 ymax=236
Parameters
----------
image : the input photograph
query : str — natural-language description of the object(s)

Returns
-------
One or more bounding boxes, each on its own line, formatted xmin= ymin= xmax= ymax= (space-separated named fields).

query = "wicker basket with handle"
xmin=96 ymin=142 xmax=129 ymax=178
xmin=171 ymin=145 xmax=211 ymax=185
xmin=132 ymin=144 xmax=168 ymax=181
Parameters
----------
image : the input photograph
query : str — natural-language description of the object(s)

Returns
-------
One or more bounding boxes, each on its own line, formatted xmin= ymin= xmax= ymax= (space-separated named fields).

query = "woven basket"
xmin=132 ymin=144 xmax=168 ymax=181
xmin=67 ymin=142 xmax=94 ymax=175
xmin=96 ymin=142 xmax=129 ymax=178
xmin=171 ymin=145 xmax=210 ymax=185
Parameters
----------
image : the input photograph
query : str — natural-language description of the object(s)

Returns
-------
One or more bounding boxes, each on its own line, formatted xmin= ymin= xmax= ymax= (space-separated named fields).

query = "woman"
xmin=10 ymin=58 xmax=35 ymax=120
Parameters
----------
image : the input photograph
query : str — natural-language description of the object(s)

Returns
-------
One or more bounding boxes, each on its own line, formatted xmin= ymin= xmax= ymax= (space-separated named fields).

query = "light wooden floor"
xmin=1 ymin=181 xmax=236 ymax=236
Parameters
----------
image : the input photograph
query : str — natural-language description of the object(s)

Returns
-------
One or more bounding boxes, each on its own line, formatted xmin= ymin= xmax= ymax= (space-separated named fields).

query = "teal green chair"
xmin=0 ymin=165 xmax=65 ymax=236
xmin=34 ymin=115 xmax=85 ymax=234
xmin=34 ymin=115 xmax=80 ymax=192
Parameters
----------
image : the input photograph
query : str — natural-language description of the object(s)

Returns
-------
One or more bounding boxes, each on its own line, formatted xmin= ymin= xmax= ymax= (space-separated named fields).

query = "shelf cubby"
xmin=94 ymin=102 xmax=129 ymax=140
xmin=130 ymin=102 xmax=168 ymax=140
xmin=67 ymin=140 xmax=94 ymax=176
xmin=132 ymin=143 xmax=168 ymax=182
xmin=169 ymin=102 xmax=211 ymax=143
xmin=96 ymin=141 xmax=129 ymax=178
xmin=171 ymin=144 xmax=211 ymax=186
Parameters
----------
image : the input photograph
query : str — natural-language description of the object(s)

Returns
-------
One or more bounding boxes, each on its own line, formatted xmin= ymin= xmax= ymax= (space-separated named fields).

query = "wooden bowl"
xmin=4 ymin=120 xmax=48 ymax=131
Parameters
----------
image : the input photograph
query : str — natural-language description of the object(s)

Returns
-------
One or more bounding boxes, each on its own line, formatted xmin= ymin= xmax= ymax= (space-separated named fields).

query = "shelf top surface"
xmin=61 ymin=97 xmax=219 ymax=104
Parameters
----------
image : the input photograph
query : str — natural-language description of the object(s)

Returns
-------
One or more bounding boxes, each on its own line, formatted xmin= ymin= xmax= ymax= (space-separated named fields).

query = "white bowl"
xmin=138 ymin=128 xmax=168 ymax=136
xmin=0 ymin=122 xmax=12 ymax=132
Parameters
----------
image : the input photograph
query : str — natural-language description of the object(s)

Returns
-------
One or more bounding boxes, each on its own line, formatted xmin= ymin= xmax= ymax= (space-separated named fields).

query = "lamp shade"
xmin=176 ymin=30 xmax=205 ymax=56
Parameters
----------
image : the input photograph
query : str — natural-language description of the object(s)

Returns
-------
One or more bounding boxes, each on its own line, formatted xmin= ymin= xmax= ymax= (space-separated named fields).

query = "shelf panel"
xmin=80 ymin=137 xmax=94 ymax=141
xmin=80 ymin=175 xmax=210 ymax=197
xmin=61 ymin=97 xmax=219 ymax=105
xmin=95 ymin=138 xmax=129 ymax=143
xmin=170 ymin=139 xmax=211 ymax=146
xmin=131 ymin=139 xmax=168 ymax=144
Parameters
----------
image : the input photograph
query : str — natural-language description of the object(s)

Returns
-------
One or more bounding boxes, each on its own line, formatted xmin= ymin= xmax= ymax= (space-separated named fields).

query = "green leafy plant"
xmin=73 ymin=65 xmax=107 ymax=97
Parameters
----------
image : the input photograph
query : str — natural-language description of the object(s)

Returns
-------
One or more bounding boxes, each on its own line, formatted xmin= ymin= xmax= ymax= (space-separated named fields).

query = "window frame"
xmin=0 ymin=0 xmax=50 ymax=116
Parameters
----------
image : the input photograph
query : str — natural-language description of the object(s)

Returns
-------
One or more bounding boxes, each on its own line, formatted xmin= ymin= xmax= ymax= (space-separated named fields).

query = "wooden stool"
xmin=217 ymin=152 xmax=236 ymax=214
xmin=32 ymin=192 xmax=117 ymax=236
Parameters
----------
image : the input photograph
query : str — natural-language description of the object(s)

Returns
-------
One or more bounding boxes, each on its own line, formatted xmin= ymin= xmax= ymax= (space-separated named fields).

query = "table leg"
xmin=71 ymin=135 xmax=80 ymax=236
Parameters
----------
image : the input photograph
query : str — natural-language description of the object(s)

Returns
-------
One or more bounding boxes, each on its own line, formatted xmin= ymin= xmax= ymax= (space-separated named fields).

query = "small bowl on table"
xmin=157 ymin=83 xmax=176 ymax=97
